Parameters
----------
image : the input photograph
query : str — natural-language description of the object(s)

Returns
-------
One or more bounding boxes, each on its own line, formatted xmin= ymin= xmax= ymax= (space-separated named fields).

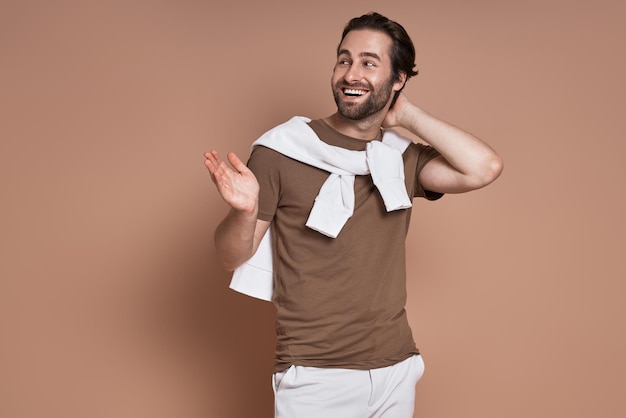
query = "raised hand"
xmin=204 ymin=150 xmax=260 ymax=215
xmin=382 ymin=92 xmax=412 ymax=130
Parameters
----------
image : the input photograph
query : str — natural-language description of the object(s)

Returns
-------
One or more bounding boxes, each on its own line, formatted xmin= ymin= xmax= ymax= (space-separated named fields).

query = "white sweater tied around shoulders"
xmin=229 ymin=116 xmax=413 ymax=301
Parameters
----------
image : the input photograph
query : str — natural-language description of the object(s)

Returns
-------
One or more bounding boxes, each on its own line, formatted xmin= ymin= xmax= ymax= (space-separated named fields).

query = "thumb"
xmin=226 ymin=152 xmax=248 ymax=173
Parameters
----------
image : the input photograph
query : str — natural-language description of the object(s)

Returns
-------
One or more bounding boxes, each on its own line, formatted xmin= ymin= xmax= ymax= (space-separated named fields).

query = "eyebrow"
xmin=337 ymin=49 xmax=382 ymax=61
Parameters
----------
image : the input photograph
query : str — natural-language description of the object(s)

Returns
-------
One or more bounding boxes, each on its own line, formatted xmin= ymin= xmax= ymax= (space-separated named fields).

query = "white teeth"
xmin=344 ymin=88 xmax=366 ymax=96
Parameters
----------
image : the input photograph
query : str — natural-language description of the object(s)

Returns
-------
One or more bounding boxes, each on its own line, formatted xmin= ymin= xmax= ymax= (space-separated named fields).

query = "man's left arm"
xmin=384 ymin=94 xmax=503 ymax=194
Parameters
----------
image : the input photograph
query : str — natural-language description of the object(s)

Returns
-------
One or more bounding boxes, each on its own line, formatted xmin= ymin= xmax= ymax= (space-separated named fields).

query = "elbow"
xmin=485 ymin=153 xmax=504 ymax=184
xmin=216 ymin=252 xmax=245 ymax=272
xmin=472 ymin=153 xmax=504 ymax=190
xmin=219 ymin=262 xmax=237 ymax=272
xmin=214 ymin=246 xmax=245 ymax=272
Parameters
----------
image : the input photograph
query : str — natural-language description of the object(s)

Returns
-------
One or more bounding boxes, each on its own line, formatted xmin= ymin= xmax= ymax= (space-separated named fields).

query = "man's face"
xmin=331 ymin=29 xmax=402 ymax=120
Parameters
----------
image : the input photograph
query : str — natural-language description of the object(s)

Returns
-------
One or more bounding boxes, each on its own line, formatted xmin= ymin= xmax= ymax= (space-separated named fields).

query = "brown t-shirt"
xmin=247 ymin=119 xmax=442 ymax=373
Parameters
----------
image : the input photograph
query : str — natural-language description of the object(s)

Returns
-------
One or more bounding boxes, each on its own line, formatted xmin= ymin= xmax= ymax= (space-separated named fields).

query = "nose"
xmin=343 ymin=63 xmax=362 ymax=83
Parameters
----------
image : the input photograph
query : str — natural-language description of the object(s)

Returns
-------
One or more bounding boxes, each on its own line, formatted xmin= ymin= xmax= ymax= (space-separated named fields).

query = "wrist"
xmin=400 ymin=104 xmax=427 ymax=134
xmin=234 ymin=203 xmax=258 ymax=220
xmin=391 ymin=101 xmax=417 ymax=129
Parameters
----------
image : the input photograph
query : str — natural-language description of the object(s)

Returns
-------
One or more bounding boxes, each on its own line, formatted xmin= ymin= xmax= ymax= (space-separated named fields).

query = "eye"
xmin=364 ymin=61 xmax=376 ymax=67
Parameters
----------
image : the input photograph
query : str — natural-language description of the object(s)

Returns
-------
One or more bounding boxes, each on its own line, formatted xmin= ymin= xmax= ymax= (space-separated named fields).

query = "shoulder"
xmin=405 ymin=141 xmax=441 ymax=162
xmin=248 ymin=145 xmax=285 ymax=168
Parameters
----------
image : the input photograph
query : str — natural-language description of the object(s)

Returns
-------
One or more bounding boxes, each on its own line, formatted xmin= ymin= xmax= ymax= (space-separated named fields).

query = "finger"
xmin=226 ymin=152 xmax=248 ymax=173
xmin=204 ymin=151 xmax=231 ymax=187
xmin=204 ymin=159 xmax=219 ymax=179
xmin=206 ymin=150 xmax=233 ymax=176
xmin=204 ymin=150 xmax=219 ymax=163
xmin=204 ymin=152 xmax=220 ymax=174
xmin=208 ymin=150 xmax=225 ymax=167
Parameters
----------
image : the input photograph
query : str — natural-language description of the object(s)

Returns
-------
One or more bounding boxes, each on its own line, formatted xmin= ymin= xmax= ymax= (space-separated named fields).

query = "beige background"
xmin=1 ymin=0 xmax=624 ymax=417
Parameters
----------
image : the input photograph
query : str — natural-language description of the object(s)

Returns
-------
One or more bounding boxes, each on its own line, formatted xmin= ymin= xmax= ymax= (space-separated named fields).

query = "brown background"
xmin=1 ymin=0 xmax=624 ymax=417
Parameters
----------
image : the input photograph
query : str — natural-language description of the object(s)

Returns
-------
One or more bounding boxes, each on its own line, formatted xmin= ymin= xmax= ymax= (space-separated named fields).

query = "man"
xmin=204 ymin=12 xmax=502 ymax=418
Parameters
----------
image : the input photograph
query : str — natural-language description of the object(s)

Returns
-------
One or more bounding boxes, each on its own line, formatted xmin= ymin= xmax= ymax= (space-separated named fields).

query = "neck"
xmin=323 ymin=113 xmax=384 ymax=141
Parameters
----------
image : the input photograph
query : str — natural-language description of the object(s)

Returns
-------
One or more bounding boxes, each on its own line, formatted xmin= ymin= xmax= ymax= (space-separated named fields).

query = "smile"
xmin=343 ymin=88 xmax=368 ymax=97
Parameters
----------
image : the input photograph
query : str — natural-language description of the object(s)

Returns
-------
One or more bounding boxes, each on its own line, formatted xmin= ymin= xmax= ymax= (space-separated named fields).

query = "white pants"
xmin=273 ymin=355 xmax=425 ymax=418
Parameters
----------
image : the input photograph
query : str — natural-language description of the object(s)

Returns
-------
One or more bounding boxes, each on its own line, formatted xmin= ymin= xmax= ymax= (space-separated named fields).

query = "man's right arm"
xmin=214 ymin=211 xmax=270 ymax=271
xmin=204 ymin=150 xmax=270 ymax=271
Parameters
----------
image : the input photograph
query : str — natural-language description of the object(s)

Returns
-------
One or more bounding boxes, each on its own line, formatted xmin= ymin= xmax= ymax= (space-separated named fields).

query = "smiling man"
xmin=205 ymin=12 xmax=502 ymax=418
xmin=332 ymin=29 xmax=400 ymax=121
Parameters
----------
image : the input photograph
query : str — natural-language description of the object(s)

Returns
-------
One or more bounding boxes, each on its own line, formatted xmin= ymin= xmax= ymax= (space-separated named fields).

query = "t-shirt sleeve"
xmin=413 ymin=143 xmax=444 ymax=201
xmin=247 ymin=145 xmax=282 ymax=222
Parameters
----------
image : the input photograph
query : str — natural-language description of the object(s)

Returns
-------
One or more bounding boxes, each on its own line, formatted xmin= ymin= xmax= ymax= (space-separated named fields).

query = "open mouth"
xmin=343 ymin=88 xmax=368 ymax=97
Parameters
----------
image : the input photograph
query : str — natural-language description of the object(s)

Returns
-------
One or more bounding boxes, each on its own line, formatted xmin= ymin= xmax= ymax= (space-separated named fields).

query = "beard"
xmin=332 ymin=77 xmax=395 ymax=120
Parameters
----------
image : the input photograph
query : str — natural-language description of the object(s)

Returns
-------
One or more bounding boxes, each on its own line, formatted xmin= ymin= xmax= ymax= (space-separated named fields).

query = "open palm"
xmin=204 ymin=150 xmax=259 ymax=214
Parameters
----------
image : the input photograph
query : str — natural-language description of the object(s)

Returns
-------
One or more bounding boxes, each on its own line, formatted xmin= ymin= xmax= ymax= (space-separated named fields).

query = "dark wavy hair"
xmin=339 ymin=12 xmax=418 ymax=107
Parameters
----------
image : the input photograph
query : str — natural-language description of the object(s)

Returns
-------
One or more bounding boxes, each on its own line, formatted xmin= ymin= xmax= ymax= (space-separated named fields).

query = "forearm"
xmin=204 ymin=149 xmax=264 ymax=271
xmin=401 ymin=104 xmax=503 ymax=189
xmin=214 ymin=207 xmax=258 ymax=271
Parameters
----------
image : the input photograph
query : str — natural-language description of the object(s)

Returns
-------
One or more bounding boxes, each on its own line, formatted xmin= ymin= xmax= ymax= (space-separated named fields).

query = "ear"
xmin=393 ymin=71 xmax=407 ymax=92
